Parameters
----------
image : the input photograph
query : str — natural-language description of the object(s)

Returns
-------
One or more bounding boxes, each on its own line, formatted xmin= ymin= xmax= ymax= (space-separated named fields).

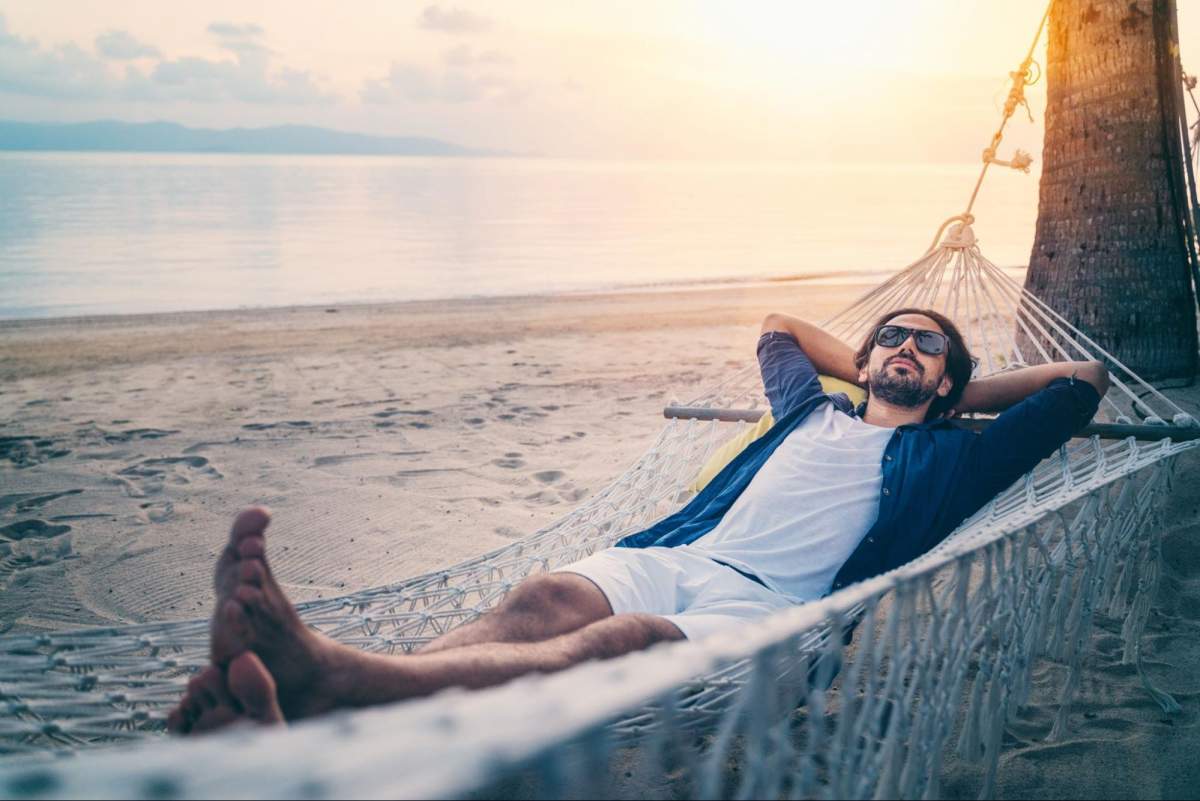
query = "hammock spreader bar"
xmin=663 ymin=405 xmax=1200 ymax=441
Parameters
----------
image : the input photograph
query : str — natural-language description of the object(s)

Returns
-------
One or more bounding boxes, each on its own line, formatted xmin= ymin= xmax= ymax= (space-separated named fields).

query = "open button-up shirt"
xmin=617 ymin=330 xmax=1102 ymax=595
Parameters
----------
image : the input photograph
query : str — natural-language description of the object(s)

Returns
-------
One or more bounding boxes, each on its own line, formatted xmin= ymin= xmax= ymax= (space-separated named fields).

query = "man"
xmin=169 ymin=308 xmax=1107 ymax=732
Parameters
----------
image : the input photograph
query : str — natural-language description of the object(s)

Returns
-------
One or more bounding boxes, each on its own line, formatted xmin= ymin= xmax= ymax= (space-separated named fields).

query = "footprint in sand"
xmin=0 ymin=519 xmax=72 ymax=540
xmin=114 ymin=456 xmax=223 ymax=497
xmin=0 ymin=436 xmax=71 ymax=468
xmin=523 ymin=489 xmax=561 ymax=506
xmin=102 ymin=428 xmax=180 ymax=444
xmin=558 ymin=486 xmax=588 ymax=503
xmin=533 ymin=470 xmax=565 ymax=484
xmin=372 ymin=409 xmax=432 ymax=419
xmin=0 ymin=489 xmax=83 ymax=515
xmin=465 ymin=417 xmax=486 ymax=426
xmin=241 ymin=421 xmax=313 ymax=431
xmin=136 ymin=501 xmax=175 ymax=524
xmin=493 ymin=453 xmax=526 ymax=469
xmin=0 ymin=520 xmax=74 ymax=587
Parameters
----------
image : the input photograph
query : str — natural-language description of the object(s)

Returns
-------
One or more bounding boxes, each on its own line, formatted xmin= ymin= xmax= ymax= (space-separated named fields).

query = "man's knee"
xmin=567 ymin=613 xmax=684 ymax=662
xmin=498 ymin=573 xmax=611 ymax=627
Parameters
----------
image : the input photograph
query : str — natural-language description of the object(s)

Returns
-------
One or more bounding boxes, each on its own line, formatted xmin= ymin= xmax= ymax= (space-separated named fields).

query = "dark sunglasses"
xmin=873 ymin=324 xmax=950 ymax=356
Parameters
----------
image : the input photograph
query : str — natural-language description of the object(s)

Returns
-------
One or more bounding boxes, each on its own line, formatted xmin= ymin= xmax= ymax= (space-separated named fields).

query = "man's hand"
xmin=955 ymin=360 xmax=1109 ymax=415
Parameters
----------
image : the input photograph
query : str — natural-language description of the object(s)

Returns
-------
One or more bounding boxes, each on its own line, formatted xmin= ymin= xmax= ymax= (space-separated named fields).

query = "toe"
xmin=234 ymin=584 xmax=264 ymax=608
xmin=228 ymin=653 xmax=285 ymax=725
xmin=237 ymin=536 xmax=266 ymax=561
xmin=166 ymin=702 xmax=190 ymax=735
xmin=231 ymin=507 xmax=271 ymax=545
xmin=211 ymin=598 xmax=253 ymax=664
xmin=223 ymin=597 xmax=253 ymax=633
xmin=238 ymin=558 xmax=266 ymax=586
xmin=195 ymin=666 xmax=225 ymax=701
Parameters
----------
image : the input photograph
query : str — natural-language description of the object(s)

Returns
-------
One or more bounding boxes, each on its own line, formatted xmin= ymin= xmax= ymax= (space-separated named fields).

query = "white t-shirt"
xmin=688 ymin=401 xmax=894 ymax=602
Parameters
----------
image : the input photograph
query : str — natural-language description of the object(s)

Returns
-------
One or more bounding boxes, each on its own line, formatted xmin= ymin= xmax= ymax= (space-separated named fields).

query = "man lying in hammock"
xmin=169 ymin=307 xmax=1107 ymax=732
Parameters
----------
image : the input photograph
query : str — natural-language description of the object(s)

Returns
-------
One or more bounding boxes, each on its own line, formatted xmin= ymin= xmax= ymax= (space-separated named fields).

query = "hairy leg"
xmin=417 ymin=572 xmax=614 ymax=654
xmin=330 ymin=612 xmax=684 ymax=708
xmin=180 ymin=508 xmax=683 ymax=729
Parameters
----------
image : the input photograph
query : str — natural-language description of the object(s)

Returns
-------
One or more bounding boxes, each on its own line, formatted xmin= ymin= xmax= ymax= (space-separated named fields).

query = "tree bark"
xmin=1023 ymin=0 xmax=1197 ymax=380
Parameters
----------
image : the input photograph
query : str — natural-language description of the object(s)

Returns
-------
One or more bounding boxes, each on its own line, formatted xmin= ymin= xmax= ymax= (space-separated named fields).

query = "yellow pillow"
xmin=688 ymin=376 xmax=866 ymax=493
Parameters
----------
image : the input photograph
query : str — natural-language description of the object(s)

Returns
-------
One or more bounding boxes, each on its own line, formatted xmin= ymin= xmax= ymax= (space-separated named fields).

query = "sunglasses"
xmin=873 ymin=324 xmax=950 ymax=356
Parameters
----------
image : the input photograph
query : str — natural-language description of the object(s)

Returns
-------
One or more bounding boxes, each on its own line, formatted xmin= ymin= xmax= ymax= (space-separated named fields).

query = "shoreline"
xmin=0 ymin=265 xmax=1034 ymax=329
xmin=0 ymin=280 xmax=874 ymax=382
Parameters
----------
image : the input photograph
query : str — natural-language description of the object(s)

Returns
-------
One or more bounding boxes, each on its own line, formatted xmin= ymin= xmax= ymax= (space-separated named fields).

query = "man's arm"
xmin=945 ymin=364 xmax=1106 ymax=548
xmin=953 ymin=360 xmax=1110 ymax=415
xmin=760 ymin=313 xmax=862 ymax=386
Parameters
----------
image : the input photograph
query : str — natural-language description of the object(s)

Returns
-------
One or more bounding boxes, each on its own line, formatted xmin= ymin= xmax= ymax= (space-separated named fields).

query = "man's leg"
xmin=170 ymin=509 xmax=682 ymax=733
xmin=417 ymin=570 xmax=615 ymax=654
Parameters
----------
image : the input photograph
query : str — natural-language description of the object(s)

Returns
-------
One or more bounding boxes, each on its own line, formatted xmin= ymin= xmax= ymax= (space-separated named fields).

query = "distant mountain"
xmin=0 ymin=120 xmax=502 ymax=157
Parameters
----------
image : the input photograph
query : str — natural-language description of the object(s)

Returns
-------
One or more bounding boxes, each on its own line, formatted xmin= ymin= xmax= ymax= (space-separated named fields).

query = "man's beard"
xmin=869 ymin=358 xmax=941 ymax=408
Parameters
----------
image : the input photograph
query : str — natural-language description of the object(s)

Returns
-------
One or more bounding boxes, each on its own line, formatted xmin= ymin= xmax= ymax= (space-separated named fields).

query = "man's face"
xmin=858 ymin=313 xmax=953 ymax=409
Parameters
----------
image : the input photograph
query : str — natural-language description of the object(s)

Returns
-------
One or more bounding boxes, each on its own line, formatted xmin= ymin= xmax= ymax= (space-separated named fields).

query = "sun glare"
xmin=677 ymin=0 xmax=914 ymax=99
xmin=689 ymin=1 xmax=906 ymax=64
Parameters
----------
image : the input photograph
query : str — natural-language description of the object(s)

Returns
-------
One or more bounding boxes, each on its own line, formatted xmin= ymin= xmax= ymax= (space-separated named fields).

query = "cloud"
xmin=443 ymin=45 xmax=511 ymax=67
xmin=206 ymin=20 xmax=273 ymax=62
xmin=418 ymin=5 xmax=492 ymax=34
xmin=0 ymin=14 xmax=331 ymax=105
xmin=147 ymin=57 xmax=329 ymax=104
xmin=95 ymin=30 xmax=161 ymax=60
xmin=362 ymin=59 xmax=523 ymax=105
xmin=0 ymin=13 xmax=118 ymax=99
xmin=363 ymin=43 xmax=522 ymax=106
xmin=206 ymin=22 xmax=265 ymax=39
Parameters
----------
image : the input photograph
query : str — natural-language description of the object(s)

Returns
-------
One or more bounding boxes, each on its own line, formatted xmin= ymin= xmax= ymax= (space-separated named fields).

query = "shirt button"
xmin=882 ymin=488 xmax=890 ymax=495
xmin=885 ymin=455 xmax=893 ymax=461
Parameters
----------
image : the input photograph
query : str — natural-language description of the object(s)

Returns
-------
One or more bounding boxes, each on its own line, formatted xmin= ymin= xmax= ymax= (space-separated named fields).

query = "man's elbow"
xmin=1077 ymin=360 xmax=1110 ymax=396
xmin=761 ymin=312 xmax=788 ymax=334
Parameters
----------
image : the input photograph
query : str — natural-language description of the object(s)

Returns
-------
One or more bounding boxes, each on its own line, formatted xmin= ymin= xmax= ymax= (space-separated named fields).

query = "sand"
xmin=1 ymin=281 xmax=1197 ymax=798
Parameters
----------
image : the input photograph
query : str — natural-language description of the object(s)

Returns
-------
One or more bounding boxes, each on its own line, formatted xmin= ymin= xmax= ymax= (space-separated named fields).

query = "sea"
xmin=0 ymin=153 xmax=1039 ymax=320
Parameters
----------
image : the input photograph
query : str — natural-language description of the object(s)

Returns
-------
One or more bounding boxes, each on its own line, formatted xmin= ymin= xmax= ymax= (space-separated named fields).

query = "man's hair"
xmin=852 ymin=307 xmax=975 ymax=421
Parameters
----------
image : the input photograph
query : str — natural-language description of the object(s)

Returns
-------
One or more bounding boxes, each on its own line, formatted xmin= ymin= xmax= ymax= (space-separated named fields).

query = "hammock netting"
xmin=0 ymin=225 xmax=1196 ymax=799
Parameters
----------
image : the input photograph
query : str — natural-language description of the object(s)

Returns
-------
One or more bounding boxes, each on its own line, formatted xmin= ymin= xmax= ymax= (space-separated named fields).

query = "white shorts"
xmin=555 ymin=545 xmax=795 ymax=642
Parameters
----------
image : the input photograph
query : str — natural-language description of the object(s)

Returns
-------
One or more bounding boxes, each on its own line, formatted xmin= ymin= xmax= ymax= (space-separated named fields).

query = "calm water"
xmin=0 ymin=153 xmax=1040 ymax=320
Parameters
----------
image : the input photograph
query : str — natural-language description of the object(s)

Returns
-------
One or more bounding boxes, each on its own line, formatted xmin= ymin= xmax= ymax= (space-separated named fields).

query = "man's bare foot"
xmin=166 ymin=653 xmax=284 ymax=734
xmin=208 ymin=507 xmax=349 ymax=720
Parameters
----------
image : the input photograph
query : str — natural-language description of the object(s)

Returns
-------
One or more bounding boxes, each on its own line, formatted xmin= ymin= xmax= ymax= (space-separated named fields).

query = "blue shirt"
xmin=617 ymin=330 xmax=1102 ymax=595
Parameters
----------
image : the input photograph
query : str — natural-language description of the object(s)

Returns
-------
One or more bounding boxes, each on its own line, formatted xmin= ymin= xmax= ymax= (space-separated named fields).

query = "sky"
xmin=3 ymin=1 xmax=1200 ymax=161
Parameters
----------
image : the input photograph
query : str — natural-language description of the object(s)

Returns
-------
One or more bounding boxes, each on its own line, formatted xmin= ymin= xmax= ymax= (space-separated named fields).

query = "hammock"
xmin=0 ymin=221 xmax=1196 ymax=799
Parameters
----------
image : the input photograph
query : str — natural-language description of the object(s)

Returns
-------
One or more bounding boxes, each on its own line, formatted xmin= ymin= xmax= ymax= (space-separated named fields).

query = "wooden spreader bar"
xmin=662 ymin=405 xmax=1200 ymax=442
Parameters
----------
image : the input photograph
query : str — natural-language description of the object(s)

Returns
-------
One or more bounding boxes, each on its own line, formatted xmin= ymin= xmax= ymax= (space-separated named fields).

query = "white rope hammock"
xmin=0 ymin=223 xmax=1196 ymax=799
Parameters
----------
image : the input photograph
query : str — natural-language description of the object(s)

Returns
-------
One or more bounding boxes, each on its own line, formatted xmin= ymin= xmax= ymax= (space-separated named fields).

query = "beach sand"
xmin=1 ymin=282 xmax=1197 ymax=798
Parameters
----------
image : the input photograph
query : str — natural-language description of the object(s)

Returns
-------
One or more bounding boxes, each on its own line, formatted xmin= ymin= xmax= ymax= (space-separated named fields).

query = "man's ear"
xmin=936 ymin=373 xmax=953 ymax=398
xmin=857 ymin=365 xmax=868 ymax=385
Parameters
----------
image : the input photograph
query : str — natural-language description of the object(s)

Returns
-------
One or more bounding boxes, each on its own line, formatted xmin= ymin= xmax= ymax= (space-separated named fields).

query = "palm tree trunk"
xmin=1022 ymin=0 xmax=1198 ymax=380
